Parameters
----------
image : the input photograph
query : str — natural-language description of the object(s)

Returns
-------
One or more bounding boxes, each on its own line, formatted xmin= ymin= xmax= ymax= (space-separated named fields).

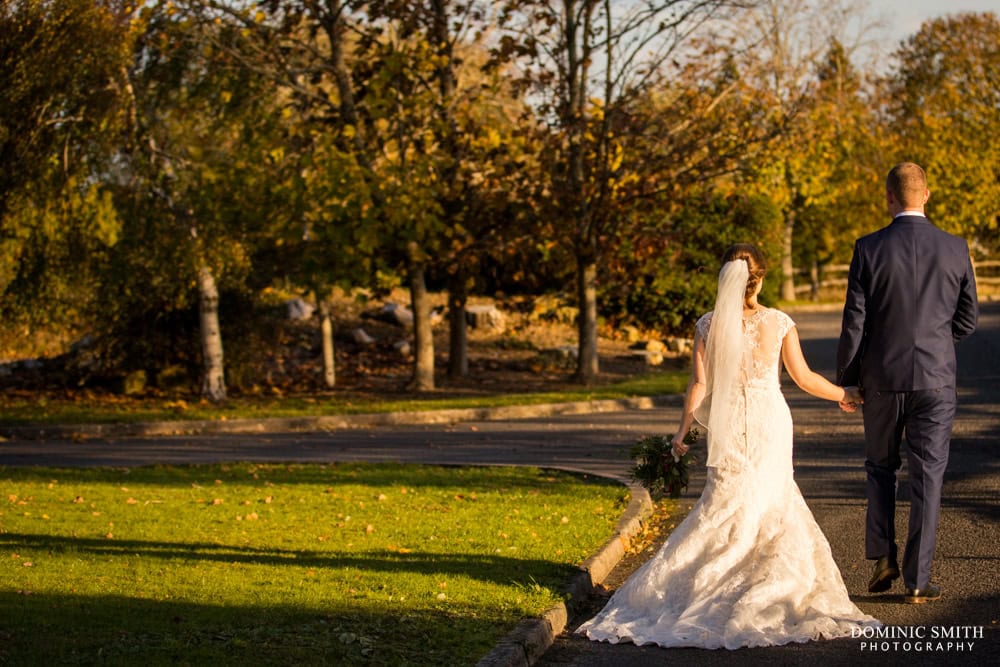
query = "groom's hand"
xmin=839 ymin=386 xmax=863 ymax=413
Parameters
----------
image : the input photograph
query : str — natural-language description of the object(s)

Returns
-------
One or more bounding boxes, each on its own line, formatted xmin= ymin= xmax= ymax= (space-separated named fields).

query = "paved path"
xmin=2 ymin=304 xmax=998 ymax=666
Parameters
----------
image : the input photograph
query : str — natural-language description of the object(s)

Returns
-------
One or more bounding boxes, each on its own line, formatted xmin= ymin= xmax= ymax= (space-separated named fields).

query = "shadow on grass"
xmin=0 ymin=589 xmax=506 ymax=666
xmin=0 ymin=532 xmax=580 ymax=588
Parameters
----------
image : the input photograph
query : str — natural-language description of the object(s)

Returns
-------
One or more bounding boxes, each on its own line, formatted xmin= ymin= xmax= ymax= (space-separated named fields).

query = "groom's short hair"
xmin=887 ymin=162 xmax=927 ymax=208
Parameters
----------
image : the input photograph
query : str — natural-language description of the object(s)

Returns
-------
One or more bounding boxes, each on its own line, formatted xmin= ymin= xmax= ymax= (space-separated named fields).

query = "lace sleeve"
xmin=776 ymin=310 xmax=796 ymax=339
xmin=695 ymin=312 xmax=713 ymax=342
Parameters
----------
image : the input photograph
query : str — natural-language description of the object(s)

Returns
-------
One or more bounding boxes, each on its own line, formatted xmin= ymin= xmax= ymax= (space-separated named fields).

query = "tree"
xmin=0 ymin=0 xmax=133 ymax=331
xmin=179 ymin=1 xmax=515 ymax=391
xmin=885 ymin=12 xmax=1000 ymax=246
xmin=105 ymin=2 xmax=293 ymax=399
xmin=789 ymin=39 xmax=883 ymax=298
xmin=735 ymin=0 xmax=883 ymax=301
xmin=494 ymin=0 xmax=762 ymax=383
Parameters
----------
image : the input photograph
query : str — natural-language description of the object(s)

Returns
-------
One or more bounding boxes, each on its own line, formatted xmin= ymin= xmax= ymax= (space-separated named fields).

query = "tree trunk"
xmin=447 ymin=275 xmax=468 ymax=378
xmin=809 ymin=259 xmax=820 ymax=302
xmin=320 ymin=300 xmax=335 ymax=388
xmin=408 ymin=264 xmax=435 ymax=391
xmin=574 ymin=257 xmax=599 ymax=384
xmin=197 ymin=266 xmax=226 ymax=401
xmin=781 ymin=209 xmax=797 ymax=302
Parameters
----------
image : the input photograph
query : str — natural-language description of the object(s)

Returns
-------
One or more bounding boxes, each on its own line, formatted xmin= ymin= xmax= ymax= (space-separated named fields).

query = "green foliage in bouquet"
xmin=629 ymin=429 xmax=699 ymax=498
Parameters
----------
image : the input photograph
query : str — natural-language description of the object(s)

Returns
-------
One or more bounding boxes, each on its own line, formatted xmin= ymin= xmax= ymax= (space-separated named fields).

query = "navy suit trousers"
xmin=862 ymin=388 xmax=955 ymax=590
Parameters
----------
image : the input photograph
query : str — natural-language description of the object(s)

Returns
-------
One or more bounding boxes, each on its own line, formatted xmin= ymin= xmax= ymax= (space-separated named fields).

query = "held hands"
xmin=839 ymin=386 xmax=863 ymax=413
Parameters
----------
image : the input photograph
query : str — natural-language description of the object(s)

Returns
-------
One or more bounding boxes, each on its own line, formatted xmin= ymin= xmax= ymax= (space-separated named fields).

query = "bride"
xmin=578 ymin=243 xmax=881 ymax=649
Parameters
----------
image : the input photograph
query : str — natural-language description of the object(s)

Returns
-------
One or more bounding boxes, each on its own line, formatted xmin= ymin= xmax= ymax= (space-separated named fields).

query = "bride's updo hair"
xmin=721 ymin=243 xmax=766 ymax=306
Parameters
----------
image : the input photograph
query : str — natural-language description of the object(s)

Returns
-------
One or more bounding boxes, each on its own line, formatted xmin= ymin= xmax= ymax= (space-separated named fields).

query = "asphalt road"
xmin=2 ymin=303 xmax=998 ymax=666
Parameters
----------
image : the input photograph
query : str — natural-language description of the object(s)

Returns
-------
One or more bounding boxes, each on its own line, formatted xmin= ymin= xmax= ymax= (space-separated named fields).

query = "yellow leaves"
xmin=220 ymin=90 xmax=232 ymax=104
xmin=486 ymin=128 xmax=503 ymax=150
xmin=254 ymin=10 xmax=267 ymax=24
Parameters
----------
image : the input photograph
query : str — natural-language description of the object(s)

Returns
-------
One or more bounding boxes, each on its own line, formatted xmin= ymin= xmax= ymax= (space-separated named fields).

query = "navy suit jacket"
xmin=837 ymin=215 xmax=978 ymax=391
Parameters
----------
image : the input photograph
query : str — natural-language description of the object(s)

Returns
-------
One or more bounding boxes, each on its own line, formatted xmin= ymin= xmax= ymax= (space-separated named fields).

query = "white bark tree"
xmin=197 ymin=266 xmax=226 ymax=401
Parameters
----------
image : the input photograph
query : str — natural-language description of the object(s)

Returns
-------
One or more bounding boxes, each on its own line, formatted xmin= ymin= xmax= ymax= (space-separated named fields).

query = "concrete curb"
xmin=0 ymin=394 xmax=681 ymax=441
xmin=476 ymin=482 xmax=654 ymax=667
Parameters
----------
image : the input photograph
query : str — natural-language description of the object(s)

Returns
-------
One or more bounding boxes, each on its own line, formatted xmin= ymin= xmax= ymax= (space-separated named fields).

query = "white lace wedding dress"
xmin=578 ymin=307 xmax=880 ymax=649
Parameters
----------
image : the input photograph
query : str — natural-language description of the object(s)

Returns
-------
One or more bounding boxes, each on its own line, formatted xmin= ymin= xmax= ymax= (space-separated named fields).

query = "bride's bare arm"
xmin=781 ymin=326 xmax=854 ymax=403
xmin=671 ymin=334 xmax=707 ymax=455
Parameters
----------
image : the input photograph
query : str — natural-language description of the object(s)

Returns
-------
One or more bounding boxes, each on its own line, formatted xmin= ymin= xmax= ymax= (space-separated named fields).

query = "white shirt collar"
xmin=894 ymin=210 xmax=926 ymax=219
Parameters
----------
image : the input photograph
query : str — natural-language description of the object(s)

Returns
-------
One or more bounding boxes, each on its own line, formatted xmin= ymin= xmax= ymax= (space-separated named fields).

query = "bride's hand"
xmin=671 ymin=435 xmax=689 ymax=458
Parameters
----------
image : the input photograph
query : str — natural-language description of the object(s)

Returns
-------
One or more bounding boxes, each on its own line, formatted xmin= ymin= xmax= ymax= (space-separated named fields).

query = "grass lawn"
xmin=0 ymin=371 xmax=689 ymax=427
xmin=0 ymin=462 xmax=646 ymax=665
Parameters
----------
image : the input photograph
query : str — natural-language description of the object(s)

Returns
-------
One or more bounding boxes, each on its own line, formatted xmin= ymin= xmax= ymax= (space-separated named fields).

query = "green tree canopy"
xmin=0 ymin=0 xmax=134 ymax=326
xmin=886 ymin=11 xmax=1000 ymax=246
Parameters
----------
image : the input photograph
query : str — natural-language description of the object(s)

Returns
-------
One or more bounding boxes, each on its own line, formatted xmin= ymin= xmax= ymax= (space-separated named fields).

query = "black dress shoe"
xmin=905 ymin=584 xmax=942 ymax=604
xmin=867 ymin=556 xmax=900 ymax=593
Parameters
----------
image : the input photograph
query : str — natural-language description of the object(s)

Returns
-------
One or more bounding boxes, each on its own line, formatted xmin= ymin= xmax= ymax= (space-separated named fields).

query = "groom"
xmin=837 ymin=162 xmax=978 ymax=604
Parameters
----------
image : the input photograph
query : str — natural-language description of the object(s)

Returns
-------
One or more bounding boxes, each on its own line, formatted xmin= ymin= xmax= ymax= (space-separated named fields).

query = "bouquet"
xmin=629 ymin=429 xmax=699 ymax=498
